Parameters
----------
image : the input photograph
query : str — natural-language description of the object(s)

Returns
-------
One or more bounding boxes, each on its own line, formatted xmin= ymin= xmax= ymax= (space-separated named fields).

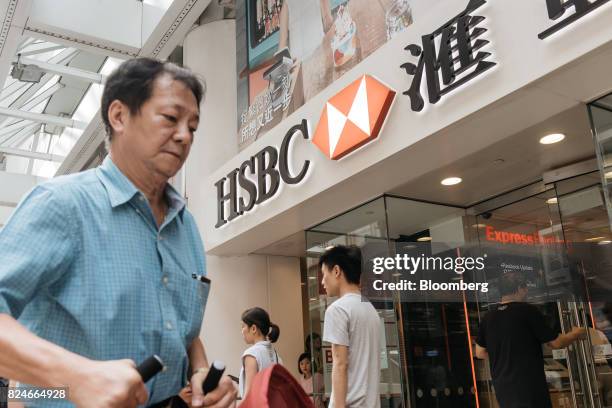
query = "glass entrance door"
xmin=305 ymin=196 xmax=479 ymax=408
xmin=470 ymin=170 xmax=612 ymax=408
xmin=304 ymin=172 xmax=612 ymax=408
xmin=553 ymin=172 xmax=612 ymax=408
xmin=470 ymin=185 xmax=581 ymax=408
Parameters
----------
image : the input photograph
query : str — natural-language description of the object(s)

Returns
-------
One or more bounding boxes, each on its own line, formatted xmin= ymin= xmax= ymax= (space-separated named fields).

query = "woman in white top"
xmin=278 ymin=0 xmax=333 ymax=61
xmin=239 ymin=307 xmax=283 ymax=398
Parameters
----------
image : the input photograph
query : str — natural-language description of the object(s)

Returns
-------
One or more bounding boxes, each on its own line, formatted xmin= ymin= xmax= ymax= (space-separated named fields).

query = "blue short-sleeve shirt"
xmin=0 ymin=156 xmax=208 ymax=406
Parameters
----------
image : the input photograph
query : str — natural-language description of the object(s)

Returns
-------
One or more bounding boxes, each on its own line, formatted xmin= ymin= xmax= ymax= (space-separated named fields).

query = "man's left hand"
xmin=190 ymin=369 xmax=237 ymax=408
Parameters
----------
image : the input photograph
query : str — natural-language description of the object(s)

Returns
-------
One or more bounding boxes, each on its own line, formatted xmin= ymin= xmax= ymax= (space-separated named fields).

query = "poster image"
xmin=236 ymin=0 xmax=415 ymax=150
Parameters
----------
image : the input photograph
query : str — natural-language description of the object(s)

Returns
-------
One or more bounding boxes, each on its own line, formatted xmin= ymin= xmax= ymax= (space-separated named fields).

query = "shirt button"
xmin=166 ymin=322 xmax=173 ymax=330
xmin=139 ymin=196 xmax=145 ymax=202
xmin=162 ymin=276 xmax=169 ymax=285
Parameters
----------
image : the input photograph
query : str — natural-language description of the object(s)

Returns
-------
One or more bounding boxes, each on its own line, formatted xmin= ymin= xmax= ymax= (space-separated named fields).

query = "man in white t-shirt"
xmin=320 ymin=245 xmax=381 ymax=408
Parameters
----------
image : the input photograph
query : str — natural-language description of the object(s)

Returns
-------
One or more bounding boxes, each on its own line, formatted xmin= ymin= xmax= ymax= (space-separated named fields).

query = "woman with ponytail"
xmin=239 ymin=307 xmax=283 ymax=398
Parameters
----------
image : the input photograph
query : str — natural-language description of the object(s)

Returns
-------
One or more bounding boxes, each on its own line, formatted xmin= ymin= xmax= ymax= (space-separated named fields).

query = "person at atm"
xmin=475 ymin=272 xmax=586 ymax=408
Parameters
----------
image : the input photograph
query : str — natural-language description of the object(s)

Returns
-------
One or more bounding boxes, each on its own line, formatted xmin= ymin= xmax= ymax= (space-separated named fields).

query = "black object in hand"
xmin=136 ymin=355 xmax=165 ymax=383
xmin=201 ymin=360 xmax=225 ymax=395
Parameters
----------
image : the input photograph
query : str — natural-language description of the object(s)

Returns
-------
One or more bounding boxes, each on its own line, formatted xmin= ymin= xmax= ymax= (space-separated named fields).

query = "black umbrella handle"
xmin=136 ymin=355 xmax=165 ymax=383
xmin=202 ymin=360 xmax=225 ymax=395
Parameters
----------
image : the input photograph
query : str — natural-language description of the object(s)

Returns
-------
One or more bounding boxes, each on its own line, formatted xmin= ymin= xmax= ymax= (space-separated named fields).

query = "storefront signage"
xmin=215 ymin=120 xmax=311 ymax=228
xmin=539 ymin=0 xmax=610 ymax=39
xmin=400 ymin=0 xmax=611 ymax=110
xmin=400 ymin=0 xmax=495 ymax=112
xmin=484 ymin=226 xmax=564 ymax=245
xmin=312 ymin=75 xmax=396 ymax=160
xmin=217 ymin=76 xmax=397 ymax=228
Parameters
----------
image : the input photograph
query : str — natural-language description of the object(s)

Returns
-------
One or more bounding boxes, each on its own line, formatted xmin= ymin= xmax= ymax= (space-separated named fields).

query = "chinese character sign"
xmin=400 ymin=0 xmax=496 ymax=112
xmin=539 ymin=0 xmax=610 ymax=39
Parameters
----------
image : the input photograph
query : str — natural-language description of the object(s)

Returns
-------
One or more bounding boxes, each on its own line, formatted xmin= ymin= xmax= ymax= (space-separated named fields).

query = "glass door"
xmin=469 ymin=185 xmax=584 ymax=408
xmin=469 ymin=170 xmax=612 ymax=408
xmin=385 ymin=196 xmax=477 ymax=408
xmin=306 ymin=195 xmax=479 ymax=408
xmin=553 ymin=172 xmax=612 ymax=408
xmin=305 ymin=197 xmax=406 ymax=408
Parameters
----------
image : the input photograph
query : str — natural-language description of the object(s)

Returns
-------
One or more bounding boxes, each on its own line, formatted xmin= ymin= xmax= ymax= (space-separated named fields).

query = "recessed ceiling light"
xmin=441 ymin=177 xmax=462 ymax=186
xmin=585 ymin=236 xmax=606 ymax=242
xmin=546 ymin=197 xmax=558 ymax=205
xmin=308 ymin=276 xmax=317 ymax=280
xmin=417 ymin=236 xmax=432 ymax=242
xmin=309 ymin=298 xmax=318 ymax=301
xmin=539 ymin=133 xmax=565 ymax=145
xmin=598 ymin=240 xmax=612 ymax=245
xmin=472 ymin=224 xmax=487 ymax=229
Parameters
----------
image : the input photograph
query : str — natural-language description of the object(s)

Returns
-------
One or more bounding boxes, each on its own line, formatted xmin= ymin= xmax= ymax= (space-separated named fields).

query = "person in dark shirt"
xmin=475 ymin=272 xmax=586 ymax=408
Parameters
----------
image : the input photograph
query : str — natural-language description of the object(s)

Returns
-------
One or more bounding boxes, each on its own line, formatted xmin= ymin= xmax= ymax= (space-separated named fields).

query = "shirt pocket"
xmin=191 ymin=279 xmax=209 ymax=339
xmin=172 ymin=271 xmax=208 ymax=342
xmin=196 ymin=279 xmax=210 ymax=313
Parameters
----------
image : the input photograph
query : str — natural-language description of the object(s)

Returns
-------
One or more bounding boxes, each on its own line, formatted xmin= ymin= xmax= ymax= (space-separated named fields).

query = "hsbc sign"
xmin=215 ymin=75 xmax=396 ymax=228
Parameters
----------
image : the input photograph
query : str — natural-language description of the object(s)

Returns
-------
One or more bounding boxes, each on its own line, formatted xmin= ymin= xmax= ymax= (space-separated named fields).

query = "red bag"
xmin=240 ymin=364 xmax=315 ymax=408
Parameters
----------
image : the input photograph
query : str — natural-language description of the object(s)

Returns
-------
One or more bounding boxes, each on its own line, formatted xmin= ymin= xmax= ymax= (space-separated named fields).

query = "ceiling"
xmin=0 ymin=0 xmax=214 ymax=179
xmin=0 ymin=39 xmax=113 ymax=177
xmin=388 ymin=104 xmax=596 ymax=207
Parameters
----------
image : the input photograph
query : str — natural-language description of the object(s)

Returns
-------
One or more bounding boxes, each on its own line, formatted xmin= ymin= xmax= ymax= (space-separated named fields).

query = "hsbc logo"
xmin=215 ymin=75 xmax=396 ymax=228
xmin=312 ymin=75 xmax=396 ymax=160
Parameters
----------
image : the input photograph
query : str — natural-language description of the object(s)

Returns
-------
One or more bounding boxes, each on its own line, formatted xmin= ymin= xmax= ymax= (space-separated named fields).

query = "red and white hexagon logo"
xmin=312 ymin=75 xmax=396 ymax=160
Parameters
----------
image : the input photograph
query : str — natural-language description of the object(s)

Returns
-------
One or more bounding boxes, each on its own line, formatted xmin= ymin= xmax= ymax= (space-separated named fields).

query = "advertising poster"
xmin=235 ymin=0 xmax=415 ymax=150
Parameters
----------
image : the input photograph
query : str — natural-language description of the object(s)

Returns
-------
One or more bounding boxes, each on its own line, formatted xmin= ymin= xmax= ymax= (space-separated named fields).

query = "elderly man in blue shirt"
xmin=0 ymin=58 xmax=236 ymax=408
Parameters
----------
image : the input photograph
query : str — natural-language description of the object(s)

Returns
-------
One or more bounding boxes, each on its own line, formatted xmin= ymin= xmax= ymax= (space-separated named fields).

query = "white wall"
xmin=198 ymin=254 xmax=304 ymax=381
xmin=0 ymin=171 xmax=43 ymax=206
xmin=199 ymin=254 xmax=267 ymax=378
xmin=0 ymin=205 xmax=13 ymax=227
xmin=183 ymin=20 xmax=239 ymax=177
xmin=267 ymin=256 xmax=305 ymax=377
xmin=184 ymin=20 xmax=304 ymax=380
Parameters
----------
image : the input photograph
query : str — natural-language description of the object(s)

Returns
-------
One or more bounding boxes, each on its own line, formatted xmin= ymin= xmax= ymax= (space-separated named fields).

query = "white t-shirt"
xmin=323 ymin=293 xmax=381 ymax=408
xmin=238 ymin=340 xmax=282 ymax=397
xmin=285 ymin=0 xmax=325 ymax=60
